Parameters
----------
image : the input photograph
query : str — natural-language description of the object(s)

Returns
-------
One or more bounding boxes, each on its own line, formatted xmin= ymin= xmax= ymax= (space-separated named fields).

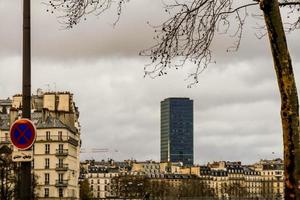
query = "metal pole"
xmin=20 ymin=0 xmax=32 ymax=199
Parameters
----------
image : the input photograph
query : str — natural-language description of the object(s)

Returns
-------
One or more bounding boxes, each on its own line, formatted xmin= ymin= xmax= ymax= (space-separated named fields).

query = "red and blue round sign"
xmin=10 ymin=119 xmax=36 ymax=150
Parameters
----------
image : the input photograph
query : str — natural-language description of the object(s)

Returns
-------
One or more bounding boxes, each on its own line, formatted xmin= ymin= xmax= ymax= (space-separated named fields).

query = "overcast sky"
xmin=0 ymin=0 xmax=300 ymax=165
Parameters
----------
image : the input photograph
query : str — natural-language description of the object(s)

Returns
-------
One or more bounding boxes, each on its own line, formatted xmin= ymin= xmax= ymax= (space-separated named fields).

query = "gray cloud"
xmin=1 ymin=1 xmax=298 ymax=62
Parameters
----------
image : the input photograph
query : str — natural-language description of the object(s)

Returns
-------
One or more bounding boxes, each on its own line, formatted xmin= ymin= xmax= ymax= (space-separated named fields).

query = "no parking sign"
xmin=10 ymin=119 xmax=36 ymax=150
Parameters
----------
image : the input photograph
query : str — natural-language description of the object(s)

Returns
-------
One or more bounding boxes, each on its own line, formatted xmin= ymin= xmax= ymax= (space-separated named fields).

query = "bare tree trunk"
xmin=1 ymin=167 xmax=4 ymax=199
xmin=260 ymin=0 xmax=300 ymax=199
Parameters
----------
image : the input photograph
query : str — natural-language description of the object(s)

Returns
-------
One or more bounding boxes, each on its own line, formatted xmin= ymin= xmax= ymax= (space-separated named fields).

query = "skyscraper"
xmin=160 ymin=97 xmax=193 ymax=166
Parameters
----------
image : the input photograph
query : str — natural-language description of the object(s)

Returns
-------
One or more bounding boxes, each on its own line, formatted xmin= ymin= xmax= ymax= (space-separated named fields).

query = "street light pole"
xmin=20 ymin=0 xmax=32 ymax=199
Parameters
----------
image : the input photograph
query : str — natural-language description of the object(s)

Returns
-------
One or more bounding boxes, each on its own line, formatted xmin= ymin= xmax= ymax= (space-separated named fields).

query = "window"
xmin=58 ymin=173 xmax=64 ymax=182
xmin=58 ymin=159 xmax=64 ymax=168
xmin=58 ymin=144 xmax=64 ymax=153
xmin=44 ymin=188 xmax=49 ymax=197
xmin=46 ymin=131 xmax=51 ymax=140
xmin=45 ymin=144 xmax=50 ymax=154
xmin=58 ymin=131 xmax=63 ymax=141
xmin=5 ymin=132 xmax=8 ymax=142
xmin=45 ymin=173 xmax=50 ymax=185
xmin=59 ymin=188 xmax=63 ymax=197
xmin=45 ymin=158 xmax=50 ymax=169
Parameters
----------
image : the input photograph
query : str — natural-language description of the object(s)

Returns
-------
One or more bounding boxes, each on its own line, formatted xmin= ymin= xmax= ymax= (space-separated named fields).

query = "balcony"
xmin=55 ymin=149 xmax=68 ymax=157
xmin=56 ymin=164 xmax=69 ymax=171
xmin=0 ymin=137 xmax=10 ymax=145
xmin=36 ymin=135 xmax=79 ymax=147
xmin=55 ymin=180 xmax=68 ymax=187
xmin=68 ymin=137 xmax=79 ymax=146
xmin=0 ymin=140 xmax=10 ymax=145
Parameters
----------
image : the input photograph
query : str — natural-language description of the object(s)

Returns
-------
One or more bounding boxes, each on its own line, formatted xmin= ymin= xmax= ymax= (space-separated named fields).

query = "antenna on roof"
xmin=36 ymin=88 xmax=43 ymax=96
xmin=45 ymin=84 xmax=50 ymax=92
xmin=53 ymin=82 xmax=57 ymax=92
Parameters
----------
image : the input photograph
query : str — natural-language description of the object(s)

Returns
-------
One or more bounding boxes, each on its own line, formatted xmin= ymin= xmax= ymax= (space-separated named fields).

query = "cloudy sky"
xmin=0 ymin=0 xmax=299 ymax=165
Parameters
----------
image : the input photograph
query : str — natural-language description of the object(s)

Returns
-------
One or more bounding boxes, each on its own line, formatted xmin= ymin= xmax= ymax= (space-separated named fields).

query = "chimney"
xmin=42 ymin=108 xmax=50 ymax=122
xmin=9 ymin=107 xmax=18 ymax=125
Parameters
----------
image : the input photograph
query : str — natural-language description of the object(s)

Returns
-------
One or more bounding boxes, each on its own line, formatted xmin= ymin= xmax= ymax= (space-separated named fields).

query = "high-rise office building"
xmin=160 ymin=97 xmax=193 ymax=166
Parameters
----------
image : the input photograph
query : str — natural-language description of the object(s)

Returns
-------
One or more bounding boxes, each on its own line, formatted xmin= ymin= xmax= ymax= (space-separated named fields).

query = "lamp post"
xmin=20 ymin=0 xmax=32 ymax=199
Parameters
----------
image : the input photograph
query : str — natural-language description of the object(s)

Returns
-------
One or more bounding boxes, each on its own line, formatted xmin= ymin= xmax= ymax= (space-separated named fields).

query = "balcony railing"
xmin=55 ymin=149 xmax=68 ymax=156
xmin=0 ymin=137 xmax=10 ymax=144
xmin=56 ymin=164 xmax=69 ymax=171
xmin=0 ymin=140 xmax=10 ymax=145
xmin=55 ymin=180 xmax=68 ymax=187
xmin=35 ymin=135 xmax=79 ymax=146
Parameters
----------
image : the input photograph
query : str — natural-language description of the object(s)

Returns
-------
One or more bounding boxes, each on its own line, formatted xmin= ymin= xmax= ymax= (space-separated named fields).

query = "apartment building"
xmin=79 ymin=159 xmax=284 ymax=199
xmin=80 ymin=160 xmax=132 ymax=199
xmin=0 ymin=91 xmax=81 ymax=199
xmin=0 ymin=99 xmax=12 ymax=148
xmin=253 ymin=159 xmax=284 ymax=200
xmin=131 ymin=160 xmax=160 ymax=176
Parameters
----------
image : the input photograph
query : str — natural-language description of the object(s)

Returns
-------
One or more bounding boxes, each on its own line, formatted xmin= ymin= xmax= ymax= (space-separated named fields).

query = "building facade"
xmin=131 ymin=161 xmax=160 ymax=176
xmin=79 ymin=159 xmax=284 ymax=199
xmin=80 ymin=160 xmax=132 ymax=199
xmin=160 ymin=97 xmax=194 ymax=165
xmin=0 ymin=91 xmax=81 ymax=199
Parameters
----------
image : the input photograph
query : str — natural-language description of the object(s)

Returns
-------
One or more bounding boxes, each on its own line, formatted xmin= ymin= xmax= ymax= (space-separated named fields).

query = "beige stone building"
xmin=0 ymin=91 xmax=81 ymax=199
xmin=80 ymin=160 xmax=132 ymax=199
xmin=78 ymin=159 xmax=285 ymax=199
xmin=190 ymin=161 xmax=283 ymax=199
xmin=86 ymin=166 xmax=119 ymax=199
xmin=132 ymin=160 xmax=160 ymax=175
xmin=0 ymin=99 xmax=12 ymax=148
xmin=252 ymin=159 xmax=284 ymax=200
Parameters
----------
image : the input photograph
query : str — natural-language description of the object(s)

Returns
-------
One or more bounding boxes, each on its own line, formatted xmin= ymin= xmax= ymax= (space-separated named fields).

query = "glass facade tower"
xmin=160 ymin=98 xmax=194 ymax=166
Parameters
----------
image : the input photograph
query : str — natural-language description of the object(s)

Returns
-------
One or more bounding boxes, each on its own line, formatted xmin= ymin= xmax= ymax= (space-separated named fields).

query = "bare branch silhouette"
xmin=44 ymin=0 xmax=129 ymax=28
xmin=140 ymin=1 xmax=259 ymax=87
xmin=141 ymin=0 xmax=300 ymax=86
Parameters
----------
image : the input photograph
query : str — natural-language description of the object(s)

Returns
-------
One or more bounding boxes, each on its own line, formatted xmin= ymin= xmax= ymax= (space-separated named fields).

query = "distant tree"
xmin=0 ymin=146 xmax=15 ymax=200
xmin=79 ymin=178 xmax=93 ymax=200
xmin=0 ymin=158 xmax=15 ymax=200
xmin=223 ymin=182 xmax=249 ymax=199
xmin=31 ymin=173 xmax=40 ymax=199
xmin=110 ymin=174 xmax=219 ymax=199
xmin=112 ymin=174 xmax=148 ymax=199
xmin=142 ymin=177 xmax=216 ymax=199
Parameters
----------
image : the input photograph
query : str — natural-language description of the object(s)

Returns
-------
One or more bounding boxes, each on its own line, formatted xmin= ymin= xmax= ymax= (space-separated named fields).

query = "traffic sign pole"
xmin=21 ymin=0 xmax=32 ymax=199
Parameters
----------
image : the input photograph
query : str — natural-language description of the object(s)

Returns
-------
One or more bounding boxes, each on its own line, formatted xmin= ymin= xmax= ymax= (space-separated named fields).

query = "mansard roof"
xmin=0 ymin=114 xmax=9 ymax=130
xmin=36 ymin=115 xmax=77 ymax=133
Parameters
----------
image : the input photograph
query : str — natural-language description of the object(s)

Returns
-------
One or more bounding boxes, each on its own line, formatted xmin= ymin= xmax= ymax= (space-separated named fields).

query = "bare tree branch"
xmin=141 ymin=0 xmax=299 ymax=86
xmin=140 ymin=0 xmax=259 ymax=86
xmin=44 ymin=0 xmax=129 ymax=28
